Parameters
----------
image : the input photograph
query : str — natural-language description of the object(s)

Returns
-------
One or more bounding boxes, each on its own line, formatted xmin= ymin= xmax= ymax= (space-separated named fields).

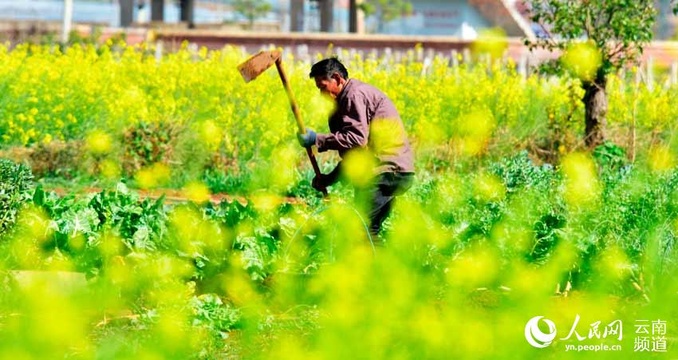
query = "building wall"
xmin=0 ymin=0 xmax=118 ymax=26
xmin=3 ymin=0 xmax=673 ymax=39
xmin=376 ymin=0 xmax=490 ymax=38
xmin=0 ymin=0 xmax=496 ymax=38
xmin=655 ymin=0 xmax=677 ymax=40
xmin=0 ymin=0 xmax=243 ymax=27
xmin=279 ymin=0 xmax=495 ymax=36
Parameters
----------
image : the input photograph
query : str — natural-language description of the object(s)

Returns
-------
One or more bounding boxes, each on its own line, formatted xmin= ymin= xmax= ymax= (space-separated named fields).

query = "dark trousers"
xmin=355 ymin=172 xmax=414 ymax=241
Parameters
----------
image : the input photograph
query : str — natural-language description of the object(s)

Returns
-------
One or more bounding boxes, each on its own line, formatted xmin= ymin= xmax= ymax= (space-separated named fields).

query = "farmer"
xmin=296 ymin=57 xmax=415 ymax=244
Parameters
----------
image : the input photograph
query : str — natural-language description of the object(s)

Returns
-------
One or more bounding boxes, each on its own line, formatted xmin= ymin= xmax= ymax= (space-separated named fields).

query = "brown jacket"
xmin=315 ymin=79 xmax=415 ymax=175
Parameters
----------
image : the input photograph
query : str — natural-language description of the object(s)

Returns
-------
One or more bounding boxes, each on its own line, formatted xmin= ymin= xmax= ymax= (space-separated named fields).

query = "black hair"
xmin=309 ymin=58 xmax=349 ymax=79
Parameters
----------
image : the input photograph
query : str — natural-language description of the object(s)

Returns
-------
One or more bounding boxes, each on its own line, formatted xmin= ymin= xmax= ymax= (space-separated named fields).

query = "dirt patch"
xmin=45 ymin=186 xmax=308 ymax=206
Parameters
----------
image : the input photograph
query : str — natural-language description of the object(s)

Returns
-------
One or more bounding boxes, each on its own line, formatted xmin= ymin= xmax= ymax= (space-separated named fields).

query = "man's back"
xmin=331 ymin=79 xmax=415 ymax=175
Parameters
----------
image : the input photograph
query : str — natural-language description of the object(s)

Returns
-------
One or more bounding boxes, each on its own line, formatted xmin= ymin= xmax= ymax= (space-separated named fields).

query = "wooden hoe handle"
xmin=274 ymin=58 xmax=328 ymax=196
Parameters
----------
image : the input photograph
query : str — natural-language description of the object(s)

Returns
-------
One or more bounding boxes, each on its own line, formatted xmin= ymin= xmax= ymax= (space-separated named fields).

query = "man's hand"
xmin=312 ymin=173 xmax=331 ymax=192
xmin=310 ymin=163 xmax=342 ymax=194
xmin=296 ymin=129 xmax=316 ymax=148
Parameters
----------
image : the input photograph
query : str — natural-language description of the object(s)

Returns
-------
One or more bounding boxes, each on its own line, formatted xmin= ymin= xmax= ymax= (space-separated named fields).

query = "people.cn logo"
xmin=525 ymin=316 xmax=557 ymax=348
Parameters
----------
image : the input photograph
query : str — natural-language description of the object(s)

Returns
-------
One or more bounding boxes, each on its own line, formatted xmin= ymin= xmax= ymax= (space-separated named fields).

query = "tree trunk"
xmin=582 ymin=77 xmax=607 ymax=148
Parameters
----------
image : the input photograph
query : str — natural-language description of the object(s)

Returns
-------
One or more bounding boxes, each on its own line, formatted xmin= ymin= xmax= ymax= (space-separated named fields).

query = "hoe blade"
xmin=237 ymin=50 xmax=282 ymax=83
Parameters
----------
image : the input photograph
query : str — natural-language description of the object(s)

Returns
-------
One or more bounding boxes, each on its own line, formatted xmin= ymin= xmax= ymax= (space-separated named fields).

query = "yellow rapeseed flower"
xmin=182 ymin=181 xmax=211 ymax=205
xmin=86 ymin=130 xmax=113 ymax=155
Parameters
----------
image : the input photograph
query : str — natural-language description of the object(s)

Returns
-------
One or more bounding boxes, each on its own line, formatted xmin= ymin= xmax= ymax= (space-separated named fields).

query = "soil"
xmin=45 ymin=186 xmax=305 ymax=205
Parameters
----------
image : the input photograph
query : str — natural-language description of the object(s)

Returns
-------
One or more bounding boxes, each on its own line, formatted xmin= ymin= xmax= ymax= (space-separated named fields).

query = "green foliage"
xmin=599 ymin=170 xmax=678 ymax=260
xmin=191 ymin=293 xmax=241 ymax=338
xmin=205 ymin=198 xmax=256 ymax=228
xmin=526 ymin=0 xmax=656 ymax=78
xmin=202 ymin=167 xmax=249 ymax=195
xmin=28 ymin=141 xmax=82 ymax=179
xmin=359 ymin=0 xmax=413 ymax=32
xmin=231 ymin=0 xmax=272 ymax=28
xmin=122 ymin=121 xmax=180 ymax=177
xmin=234 ymin=228 xmax=278 ymax=282
xmin=525 ymin=0 xmax=659 ymax=147
xmin=25 ymin=183 xmax=168 ymax=275
xmin=3 ymin=154 xmax=678 ymax=357
xmin=593 ymin=141 xmax=628 ymax=170
xmin=4 ymin=42 xmax=678 ymax=358
xmin=489 ymin=150 xmax=555 ymax=192
xmin=88 ymin=183 xmax=169 ymax=251
xmin=0 ymin=159 xmax=33 ymax=235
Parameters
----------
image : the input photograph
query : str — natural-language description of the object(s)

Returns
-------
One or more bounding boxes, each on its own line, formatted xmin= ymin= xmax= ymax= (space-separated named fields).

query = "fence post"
xmin=646 ymin=56 xmax=654 ymax=91
xmin=451 ymin=50 xmax=459 ymax=83
xmin=421 ymin=56 xmax=432 ymax=77
xmin=635 ymin=63 xmax=642 ymax=88
xmin=381 ymin=47 xmax=392 ymax=69
xmin=368 ymin=48 xmax=377 ymax=61
xmin=518 ymin=54 xmax=527 ymax=80
xmin=450 ymin=50 xmax=458 ymax=66
xmin=155 ymin=40 xmax=163 ymax=62
xmin=297 ymin=44 xmax=309 ymax=63
xmin=618 ymin=68 xmax=625 ymax=93
xmin=462 ymin=48 xmax=471 ymax=64
xmin=426 ymin=48 xmax=434 ymax=62
xmin=394 ymin=50 xmax=402 ymax=63
xmin=62 ymin=0 xmax=73 ymax=44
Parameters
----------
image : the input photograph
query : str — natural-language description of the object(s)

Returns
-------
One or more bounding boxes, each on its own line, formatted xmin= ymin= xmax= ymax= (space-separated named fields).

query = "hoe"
xmin=237 ymin=50 xmax=327 ymax=196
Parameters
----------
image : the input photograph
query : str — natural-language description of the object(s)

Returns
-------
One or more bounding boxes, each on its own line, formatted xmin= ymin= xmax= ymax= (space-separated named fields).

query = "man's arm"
xmin=316 ymin=95 xmax=369 ymax=152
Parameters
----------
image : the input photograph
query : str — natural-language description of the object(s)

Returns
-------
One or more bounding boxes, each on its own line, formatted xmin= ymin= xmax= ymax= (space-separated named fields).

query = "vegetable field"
xmin=1 ymin=41 xmax=677 ymax=359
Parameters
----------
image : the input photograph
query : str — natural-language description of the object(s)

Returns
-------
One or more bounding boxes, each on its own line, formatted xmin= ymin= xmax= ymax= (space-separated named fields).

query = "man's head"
xmin=309 ymin=58 xmax=349 ymax=99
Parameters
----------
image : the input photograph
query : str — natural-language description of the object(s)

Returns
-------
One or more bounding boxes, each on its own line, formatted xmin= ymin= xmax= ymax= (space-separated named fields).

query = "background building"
xmin=0 ymin=0 xmax=674 ymax=40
